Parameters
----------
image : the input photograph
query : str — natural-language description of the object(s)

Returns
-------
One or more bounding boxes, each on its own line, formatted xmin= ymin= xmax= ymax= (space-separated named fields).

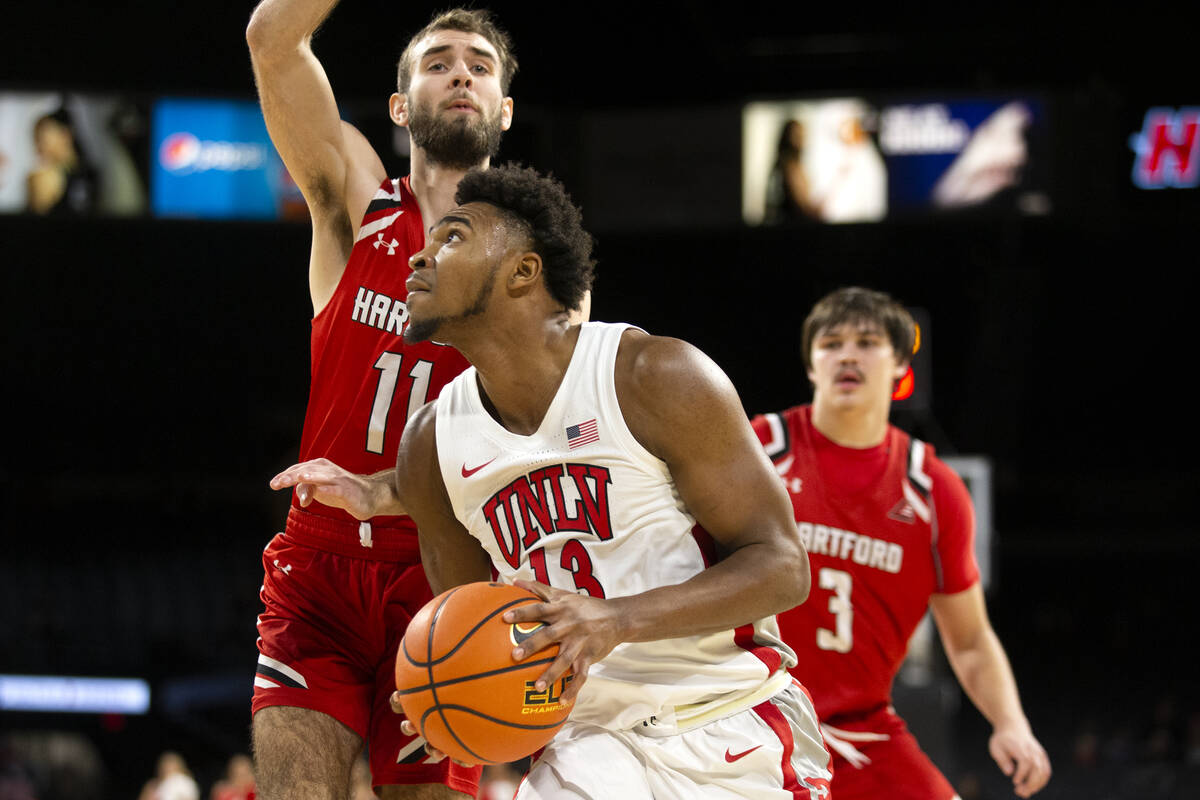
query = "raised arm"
xmin=245 ymin=0 xmax=387 ymax=312
xmin=507 ymin=331 xmax=809 ymax=699
xmin=394 ymin=401 xmax=493 ymax=594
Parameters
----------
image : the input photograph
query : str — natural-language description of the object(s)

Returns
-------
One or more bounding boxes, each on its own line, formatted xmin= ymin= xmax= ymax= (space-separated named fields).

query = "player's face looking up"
xmin=807 ymin=322 xmax=909 ymax=412
xmin=404 ymin=203 xmax=521 ymax=345
xmin=391 ymin=31 xmax=514 ymax=170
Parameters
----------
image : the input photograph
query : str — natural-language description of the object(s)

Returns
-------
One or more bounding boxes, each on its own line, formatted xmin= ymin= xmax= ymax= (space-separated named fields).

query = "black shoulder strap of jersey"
xmin=761 ymin=412 xmax=791 ymax=462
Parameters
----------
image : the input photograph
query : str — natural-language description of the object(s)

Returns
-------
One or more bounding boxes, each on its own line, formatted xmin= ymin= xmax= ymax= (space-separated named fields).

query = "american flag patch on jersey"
xmin=566 ymin=419 xmax=599 ymax=449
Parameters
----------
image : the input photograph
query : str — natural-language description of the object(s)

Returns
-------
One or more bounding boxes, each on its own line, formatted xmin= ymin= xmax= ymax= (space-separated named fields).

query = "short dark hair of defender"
xmin=397 ymin=8 xmax=519 ymax=94
xmin=800 ymin=287 xmax=917 ymax=374
xmin=455 ymin=164 xmax=596 ymax=312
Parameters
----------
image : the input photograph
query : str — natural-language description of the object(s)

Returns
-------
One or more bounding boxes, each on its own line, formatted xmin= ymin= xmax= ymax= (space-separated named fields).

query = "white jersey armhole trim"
xmin=594 ymin=324 xmax=671 ymax=480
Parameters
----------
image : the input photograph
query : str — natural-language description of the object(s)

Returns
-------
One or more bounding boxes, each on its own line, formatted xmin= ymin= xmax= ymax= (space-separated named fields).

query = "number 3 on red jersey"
xmin=816 ymin=567 xmax=853 ymax=653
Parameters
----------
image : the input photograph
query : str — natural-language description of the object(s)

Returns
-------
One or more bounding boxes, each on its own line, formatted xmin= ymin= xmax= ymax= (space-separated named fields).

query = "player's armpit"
xmin=616 ymin=334 xmax=801 ymax=552
xmin=612 ymin=333 xmax=810 ymax=634
xmin=396 ymin=402 xmax=493 ymax=594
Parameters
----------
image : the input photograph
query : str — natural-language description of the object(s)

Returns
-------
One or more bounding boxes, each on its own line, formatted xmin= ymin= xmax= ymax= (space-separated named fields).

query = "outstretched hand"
xmin=989 ymin=723 xmax=1051 ymax=797
xmin=501 ymin=579 xmax=624 ymax=704
xmin=269 ymin=458 xmax=400 ymax=520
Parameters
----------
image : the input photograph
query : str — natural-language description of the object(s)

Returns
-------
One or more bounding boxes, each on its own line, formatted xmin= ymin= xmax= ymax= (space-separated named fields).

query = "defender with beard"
xmin=245 ymin=5 xmax=525 ymax=799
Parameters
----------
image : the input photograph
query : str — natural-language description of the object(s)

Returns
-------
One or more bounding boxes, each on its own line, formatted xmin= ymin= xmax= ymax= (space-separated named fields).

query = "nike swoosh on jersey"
xmin=461 ymin=457 xmax=497 ymax=478
xmin=724 ymin=745 xmax=762 ymax=763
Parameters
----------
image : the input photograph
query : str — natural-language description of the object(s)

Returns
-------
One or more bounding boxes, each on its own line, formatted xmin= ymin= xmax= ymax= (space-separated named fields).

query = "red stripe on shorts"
xmin=753 ymin=698 xmax=805 ymax=799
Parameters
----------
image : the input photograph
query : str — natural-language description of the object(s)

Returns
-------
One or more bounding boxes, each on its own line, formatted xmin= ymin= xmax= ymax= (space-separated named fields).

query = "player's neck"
xmin=469 ymin=317 xmax=579 ymax=436
xmin=810 ymin=396 xmax=890 ymax=449
xmin=408 ymin=149 xmax=490 ymax=228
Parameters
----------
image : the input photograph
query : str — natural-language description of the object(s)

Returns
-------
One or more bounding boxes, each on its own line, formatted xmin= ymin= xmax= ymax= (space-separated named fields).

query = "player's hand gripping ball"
xmin=394 ymin=581 xmax=575 ymax=764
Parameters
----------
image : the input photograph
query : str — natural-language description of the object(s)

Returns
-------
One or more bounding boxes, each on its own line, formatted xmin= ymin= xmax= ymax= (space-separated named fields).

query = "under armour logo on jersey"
xmin=373 ymin=232 xmax=400 ymax=255
xmin=272 ymin=559 xmax=292 ymax=575
xmin=887 ymin=499 xmax=916 ymax=524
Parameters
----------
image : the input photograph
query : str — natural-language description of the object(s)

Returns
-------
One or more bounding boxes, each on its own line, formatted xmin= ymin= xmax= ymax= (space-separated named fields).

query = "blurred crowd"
xmin=4 ymin=695 xmax=1199 ymax=799
xmin=0 ymin=742 xmax=528 ymax=800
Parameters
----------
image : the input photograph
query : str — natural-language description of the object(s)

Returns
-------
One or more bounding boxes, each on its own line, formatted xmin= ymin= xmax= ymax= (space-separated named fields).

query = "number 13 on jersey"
xmin=367 ymin=352 xmax=433 ymax=454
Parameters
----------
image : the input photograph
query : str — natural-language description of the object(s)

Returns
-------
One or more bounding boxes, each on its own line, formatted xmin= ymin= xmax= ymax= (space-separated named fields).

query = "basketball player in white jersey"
xmin=361 ymin=163 xmax=829 ymax=799
xmin=272 ymin=163 xmax=835 ymax=797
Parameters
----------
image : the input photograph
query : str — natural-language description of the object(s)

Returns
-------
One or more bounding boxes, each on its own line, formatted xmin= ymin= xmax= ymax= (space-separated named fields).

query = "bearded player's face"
xmin=397 ymin=31 xmax=513 ymax=170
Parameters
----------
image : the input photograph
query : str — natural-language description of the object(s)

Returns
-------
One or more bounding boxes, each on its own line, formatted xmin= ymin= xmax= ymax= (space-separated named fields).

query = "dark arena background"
xmin=2 ymin=3 xmax=1197 ymax=799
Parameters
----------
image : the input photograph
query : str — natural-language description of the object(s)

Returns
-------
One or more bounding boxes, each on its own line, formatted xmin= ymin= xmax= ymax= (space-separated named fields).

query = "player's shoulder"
xmin=612 ymin=327 xmax=743 ymax=459
xmin=615 ymin=328 xmax=730 ymax=399
xmin=900 ymin=432 xmax=972 ymax=506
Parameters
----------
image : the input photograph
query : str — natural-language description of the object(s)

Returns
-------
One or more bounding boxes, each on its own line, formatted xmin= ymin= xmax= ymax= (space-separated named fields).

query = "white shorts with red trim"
xmin=515 ymin=682 xmax=832 ymax=799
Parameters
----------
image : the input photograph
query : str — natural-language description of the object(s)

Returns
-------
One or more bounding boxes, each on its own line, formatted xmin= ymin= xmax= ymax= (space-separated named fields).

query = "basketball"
xmin=394 ymin=581 xmax=574 ymax=765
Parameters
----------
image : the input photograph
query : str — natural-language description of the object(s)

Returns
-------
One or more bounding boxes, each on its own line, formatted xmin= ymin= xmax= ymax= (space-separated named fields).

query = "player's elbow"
xmin=791 ymin=545 xmax=812 ymax=607
xmin=768 ymin=532 xmax=810 ymax=612
xmin=245 ymin=8 xmax=270 ymax=54
xmin=245 ymin=6 xmax=297 ymax=61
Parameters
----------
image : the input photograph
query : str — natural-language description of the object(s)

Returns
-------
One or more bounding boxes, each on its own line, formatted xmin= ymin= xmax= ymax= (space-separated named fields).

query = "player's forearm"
xmin=946 ymin=628 xmax=1032 ymax=732
xmin=246 ymin=0 xmax=341 ymax=59
xmin=613 ymin=538 xmax=808 ymax=643
xmin=420 ymin=532 xmax=493 ymax=596
xmin=366 ymin=468 xmax=406 ymax=517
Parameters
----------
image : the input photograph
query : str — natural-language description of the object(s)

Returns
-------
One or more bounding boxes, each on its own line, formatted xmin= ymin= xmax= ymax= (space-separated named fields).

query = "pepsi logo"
xmin=157 ymin=132 xmax=267 ymax=174
xmin=159 ymin=132 xmax=200 ymax=172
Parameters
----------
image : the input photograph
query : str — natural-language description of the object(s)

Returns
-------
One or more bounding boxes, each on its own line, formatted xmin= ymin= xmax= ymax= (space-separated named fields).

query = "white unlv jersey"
xmin=435 ymin=322 xmax=795 ymax=732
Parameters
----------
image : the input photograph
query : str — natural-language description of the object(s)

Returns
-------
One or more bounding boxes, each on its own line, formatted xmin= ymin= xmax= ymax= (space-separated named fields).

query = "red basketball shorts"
xmin=819 ymin=705 xmax=958 ymax=800
xmin=252 ymin=511 xmax=480 ymax=794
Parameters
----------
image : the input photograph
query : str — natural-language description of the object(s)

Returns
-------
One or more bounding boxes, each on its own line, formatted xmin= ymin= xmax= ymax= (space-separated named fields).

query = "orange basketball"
xmin=394 ymin=581 xmax=574 ymax=765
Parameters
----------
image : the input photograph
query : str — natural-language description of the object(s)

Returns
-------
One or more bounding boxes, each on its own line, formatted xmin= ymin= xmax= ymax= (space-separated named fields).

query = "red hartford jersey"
xmin=750 ymin=405 xmax=978 ymax=721
xmin=295 ymin=177 xmax=469 ymax=531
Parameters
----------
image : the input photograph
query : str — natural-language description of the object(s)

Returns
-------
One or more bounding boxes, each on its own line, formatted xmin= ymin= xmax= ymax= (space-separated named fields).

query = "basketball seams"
xmin=395 ymin=582 xmax=570 ymax=764
xmin=419 ymin=705 xmax=491 ymax=764
xmin=424 ymin=586 xmax=456 ymax=749
xmin=433 ymin=704 xmax=571 ymax=732
xmin=393 ymin=655 xmax=558 ymax=696
xmin=402 ymin=596 xmax=538 ymax=668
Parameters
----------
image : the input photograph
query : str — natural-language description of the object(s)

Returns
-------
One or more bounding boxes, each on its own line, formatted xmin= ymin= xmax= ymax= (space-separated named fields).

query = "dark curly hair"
xmin=454 ymin=164 xmax=595 ymax=311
